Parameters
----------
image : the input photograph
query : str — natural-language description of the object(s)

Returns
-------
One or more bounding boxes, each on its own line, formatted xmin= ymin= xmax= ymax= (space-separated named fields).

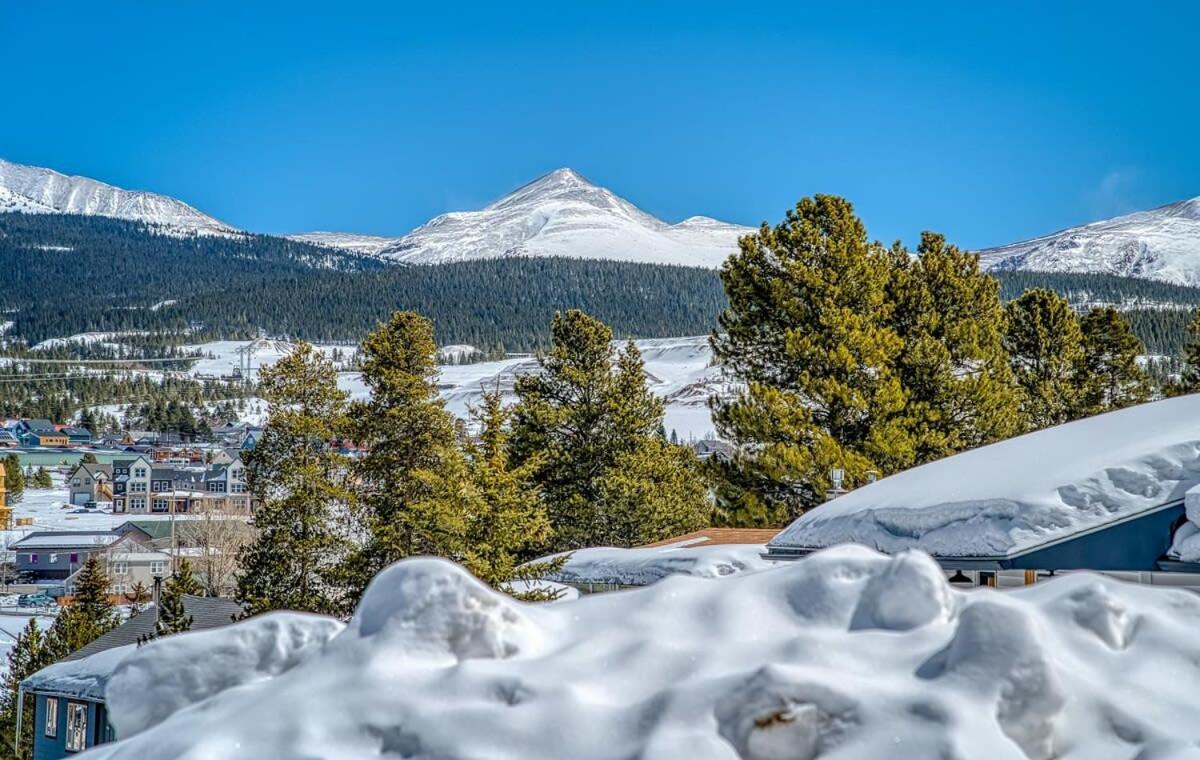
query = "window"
xmin=111 ymin=583 xmax=127 ymax=594
xmin=133 ymin=467 xmax=147 ymax=478
xmin=152 ymin=499 xmax=168 ymax=513
xmin=130 ymin=482 xmax=146 ymax=493
xmin=71 ymin=479 xmax=80 ymax=487
xmin=231 ymin=483 xmax=246 ymax=494
xmin=69 ymin=553 xmax=78 ymax=564
xmin=150 ymin=560 xmax=167 ymax=575
xmin=29 ymin=554 xmax=37 ymax=565
xmin=44 ymin=697 xmax=58 ymax=738
xmin=112 ymin=562 xmax=128 ymax=576
xmin=65 ymin=702 xmax=87 ymax=752
xmin=49 ymin=553 xmax=58 ymax=564
xmin=130 ymin=497 xmax=146 ymax=511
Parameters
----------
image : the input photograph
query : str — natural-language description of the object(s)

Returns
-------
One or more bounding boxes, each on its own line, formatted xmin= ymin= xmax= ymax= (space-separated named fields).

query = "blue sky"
xmin=3 ymin=1 xmax=1197 ymax=248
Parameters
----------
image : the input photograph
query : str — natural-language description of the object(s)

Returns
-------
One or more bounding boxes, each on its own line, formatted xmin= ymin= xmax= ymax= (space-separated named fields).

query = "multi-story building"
xmin=112 ymin=455 xmax=250 ymax=515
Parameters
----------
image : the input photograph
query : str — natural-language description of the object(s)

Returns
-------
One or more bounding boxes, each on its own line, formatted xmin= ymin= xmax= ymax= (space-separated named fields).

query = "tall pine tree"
xmin=1180 ymin=308 xmax=1200 ymax=393
xmin=1077 ymin=306 xmax=1151 ymax=415
xmin=710 ymin=195 xmax=910 ymax=524
xmin=156 ymin=558 xmax=203 ymax=637
xmin=889 ymin=232 xmax=1025 ymax=462
xmin=0 ymin=619 xmax=52 ymax=760
xmin=236 ymin=343 xmax=353 ymax=616
xmin=342 ymin=311 xmax=468 ymax=602
xmin=510 ymin=312 xmax=708 ymax=548
xmin=1003 ymin=288 xmax=1085 ymax=429
xmin=1 ymin=456 xmax=22 ymax=506
xmin=48 ymin=555 xmax=119 ymax=655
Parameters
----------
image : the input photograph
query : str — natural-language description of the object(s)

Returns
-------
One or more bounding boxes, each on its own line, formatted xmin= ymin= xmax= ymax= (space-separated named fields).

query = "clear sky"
xmin=3 ymin=1 xmax=1197 ymax=248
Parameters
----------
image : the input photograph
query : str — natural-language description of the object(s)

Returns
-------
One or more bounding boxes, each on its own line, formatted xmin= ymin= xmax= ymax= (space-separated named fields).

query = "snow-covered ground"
xmin=547 ymin=543 xmax=771 ymax=587
xmin=771 ymin=394 xmax=1200 ymax=559
xmin=75 ymin=547 xmax=1200 ymax=759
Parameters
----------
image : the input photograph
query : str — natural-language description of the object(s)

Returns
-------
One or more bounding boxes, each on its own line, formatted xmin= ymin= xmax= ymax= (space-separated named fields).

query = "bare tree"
xmin=177 ymin=508 xmax=252 ymax=597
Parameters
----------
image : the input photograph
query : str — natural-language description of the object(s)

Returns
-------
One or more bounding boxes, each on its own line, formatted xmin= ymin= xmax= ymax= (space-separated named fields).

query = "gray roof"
xmin=70 ymin=462 xmax=112 ymax=480
xmin=66 ymin=595 xmax=245 ymax=662
xmin=11 ymin=531 xmax=125 ymax=550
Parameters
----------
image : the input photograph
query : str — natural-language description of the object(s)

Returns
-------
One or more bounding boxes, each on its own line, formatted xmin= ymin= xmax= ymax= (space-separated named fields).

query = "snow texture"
xmin=548 ymin=543 xmax=773 ymax=587
xmin=0 ymin=158 xmax=233 ymax=236
xmin=976 ymin=196 xmax=1200 ymax=286
xmin=291 ymin=168 xmax=750 ymax=268
xmin=772 ymin=395 xmax=1200 ymax=559
xmin=83 ymin=548 xmax=1200 ymax=759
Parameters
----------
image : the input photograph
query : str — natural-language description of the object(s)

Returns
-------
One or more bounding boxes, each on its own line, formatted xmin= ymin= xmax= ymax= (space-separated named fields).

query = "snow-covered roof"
xmin=770 ymin=395 xmax=1200 ymax=560
xmin=546 ymin=542 xmax=773 ymax=587
xmin=11 ymin=532 xmax=123 ymax=550
xmin=22 ymin=644 xmax=134 ymax=701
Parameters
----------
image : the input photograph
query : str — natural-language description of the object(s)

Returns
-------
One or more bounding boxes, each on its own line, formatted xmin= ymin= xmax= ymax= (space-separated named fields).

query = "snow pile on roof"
xmin=772 ymin=395 xmax=1200 ymax=559
xmin=547 ymin=543 xmax=773 ymax=586
xmin=84 ymin=549 xmax=1200 ymax=759
xmin=23 ymin=644 xmax=134 ymax=701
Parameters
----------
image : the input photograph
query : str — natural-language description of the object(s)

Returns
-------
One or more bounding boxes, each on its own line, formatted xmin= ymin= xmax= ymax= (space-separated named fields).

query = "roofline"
xmin=763 ymin=497 xmax=1187 ymax=563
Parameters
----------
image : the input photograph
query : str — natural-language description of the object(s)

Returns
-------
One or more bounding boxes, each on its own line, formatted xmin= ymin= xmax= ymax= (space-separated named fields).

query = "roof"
xmin=60 ymin=427 xmax=91 ymax=437
xmin=23 ymin=596 xmax=246 ymax=699
xmin=64 ymin=595 xmax=245 ymax=662
xmin=23 ymin=419 xmax=57 ymax=433
xmin=11 ymin=531 xmax=124 ymax=550
xmin=70 ymin=462 xmax=112 ymax=479
xmin=640 ymin=528 xmax=781 ymax=548
xmin=768 ymin=394 xmax=1200 ymax=561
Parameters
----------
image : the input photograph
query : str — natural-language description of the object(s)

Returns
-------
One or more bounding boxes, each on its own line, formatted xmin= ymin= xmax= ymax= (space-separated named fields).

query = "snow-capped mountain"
xmin=975 ymin=196 xmax=1200 ymax=286
xmin=289 ymin=168 xmax=751 ymax=268
xmin=0 ymin=158 xmax=235 ymax=235
xmin=284 ymin=231 xmax=398 ymax=257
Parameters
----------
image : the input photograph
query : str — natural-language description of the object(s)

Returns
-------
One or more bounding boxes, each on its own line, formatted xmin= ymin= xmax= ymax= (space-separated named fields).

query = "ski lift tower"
xmin=234 ymin=340 xmax=261 ymax=388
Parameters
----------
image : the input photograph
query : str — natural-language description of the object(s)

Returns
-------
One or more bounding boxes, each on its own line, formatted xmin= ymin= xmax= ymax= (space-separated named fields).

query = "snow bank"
xmin=105 ymin=612 xmax=343 ymax=738
xmin=548 ymin=543 xmax=773 ymax=586
xmin=772 ymin=395 xmax=1200 ymax=558
xmin=85 ymin=548 xmax=1200 ymax=759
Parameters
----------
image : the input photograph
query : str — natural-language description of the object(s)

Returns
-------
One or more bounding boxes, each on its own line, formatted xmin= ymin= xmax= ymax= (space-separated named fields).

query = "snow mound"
xmin=105 ymin=612 xmax=343 ymax=739
xmin=772 ymin=395 xmax=1200 ymax=559
xmin=86 ymin=549 xmax=1200 ymax=759
xmin=547 ymin=542 xmax=773 ymax=587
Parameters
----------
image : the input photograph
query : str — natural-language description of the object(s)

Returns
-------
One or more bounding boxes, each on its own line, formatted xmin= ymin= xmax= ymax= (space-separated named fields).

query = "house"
xmin=65 ymin=549 xmax=170 ymax=598
xmin=763 ymin=394 xmax=1200 ymax=586
xmin=66 ymin=462 xmax=113 ymax=506
xmin=10 ymin=531 xmax=146 ymax=582
xmin=0 ymin=430 xmax=18 ymax=448
xmin=239 ymin=427 xmax=263 ymax=450
xmin=18 ymin=420 xmax=69 ymax=448
xmin=21 ymin=595 xmax=245 ymax=759
xmin=110 ymin=456 xmax=152 ymax=514
xmin=57 ymin=426 xmax=92 ymax=446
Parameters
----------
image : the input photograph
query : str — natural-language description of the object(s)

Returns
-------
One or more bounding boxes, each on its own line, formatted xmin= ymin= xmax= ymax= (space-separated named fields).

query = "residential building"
xmin=110 ymin=456 xmax=152 ymax=515
xmin=10 ymin=531 xmax=147 ymax=582
xmin=21 ymin=595 xmax=245 ymax=759
xmin=17 ymin=420 xmax=69 ymax=448
xmin=112 ymin=455 xmax=250 ymax=516
xmin=66 ymin=463 xmax=113 ymax=506
xmin=65 ymin=549 xmax=171 ymax=597
xmin=0 ymin=430 xmax=18 ymax=448
xmin=57 ymin=427 xmax=92 ymax=446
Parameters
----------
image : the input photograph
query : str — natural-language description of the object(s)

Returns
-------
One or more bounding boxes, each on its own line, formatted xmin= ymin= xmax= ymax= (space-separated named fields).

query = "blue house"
xmin=21 ymin=595 xmax=244 ymax=758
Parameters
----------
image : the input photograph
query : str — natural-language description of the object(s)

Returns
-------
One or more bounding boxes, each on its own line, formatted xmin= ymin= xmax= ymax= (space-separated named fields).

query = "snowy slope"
xmin=282 ymin=231 xmax=398 ymax=256
xmin=292 ymin=168 xmax=750 ymax=268
xmin=84 ymin=549 xmax=1200 ymax=759
xmin=771 ymin=394 xmax=1200 ymax=559
xmin=0 ymin=158 xmax=234 ymax=235
xmin=975 ymin=197 xmax=1200 ymax=286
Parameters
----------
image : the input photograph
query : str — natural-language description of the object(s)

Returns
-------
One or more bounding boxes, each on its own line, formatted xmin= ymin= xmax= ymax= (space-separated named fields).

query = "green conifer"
xmin=1180 ymin=308 xmax=1200 ymax=393
xmin=47 ymin=555 xmax=119 ymax=656
xmin=156 ymin=559 xmax=202 ymax=637
xmin=2 ymin=455 xmax=23 ymax=506
xmin=0 ymin=619 xmax=53 ymax=760
xmin=1003 ymin=288 xmax=1084 ymax=428
xmin=235 ymin=343 xmax=353 ymax=616
xmin=1077 ymin=306 xmax=1152 ymax=415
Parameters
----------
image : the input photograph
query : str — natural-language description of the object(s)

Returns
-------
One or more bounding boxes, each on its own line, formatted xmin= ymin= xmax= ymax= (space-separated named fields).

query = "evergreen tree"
xmin=889 ymin=232 xmax=1025 ymax=462
xmin=156 ymin=559 xmax=202 ymax=637
xmin=342 ymin=312 xmax=467 ymax=601
xmin=1077 ymin=306 xmax=1152 ymax=414
xmin=47 ymin=555 xmax=119 ymax=655
xmin=30 ymin=468 xmax=52 ymax=490
xmin=461 ymin=390 xmax=553 ymax=586
xmin=710 ymin=195 xmax=910 ymax=524
xmin=1 ymin=456 xmax=22 ymax=506
xmin=1180 ymin=308 xmax=1200 ymax=393
xmin=0 ymin=619 xmax=52 ymax=760
xmin=235 ymin=343 xmax=353 ymax=616
xmin=1003 ymin=289 xmax=1085 ymax=428
xmin=510 ymin=311 xmax=709 ymax=548
xmin=80 ymin=452 xmax=98 ymax=464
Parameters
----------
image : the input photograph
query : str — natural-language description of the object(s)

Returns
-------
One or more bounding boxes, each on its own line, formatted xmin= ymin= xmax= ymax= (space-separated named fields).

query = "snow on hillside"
xmin=975 ymin=196 xmax=1200 ymax=286
xmin=82 ymin=548 xmax=1200 ymax=759
xmin=771 ymin=394 xmax=1200 ymax=559
xmin=0 ymin=158 xmax=234 ymax=235
xmin=291 ymin=168 xmax=751 ymax=268
xmin=282 ymin=231 xmax=399 ymax=256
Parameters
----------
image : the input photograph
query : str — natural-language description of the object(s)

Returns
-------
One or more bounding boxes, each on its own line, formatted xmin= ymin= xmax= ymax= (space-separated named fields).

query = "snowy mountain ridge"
xmin=0 ymin=157 xmax=235 ymax=236
xmin=975 ymin=195 xmax=1200 ymax=286
xmin=290 ymin=168 xmax=752 ymax=268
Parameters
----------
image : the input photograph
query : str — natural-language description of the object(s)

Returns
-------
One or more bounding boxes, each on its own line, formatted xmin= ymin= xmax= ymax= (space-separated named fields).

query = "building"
xmin=57 ymin=427 xmax=92 ymax=446
xmin=17 ymin=420 xmax=69 ymax=448
xmin=66 ymin=462 xmax=113 ymax=506
xmin=0 ymin=430 xmax=18 ymax=448
xmin=21 ymin=595 xmax=245 ymax=759
xmin=65 ymin=549 xmax=171 ymax=598
xmin=764 ymin=394 xmax=1200 ymax=584
xmin=111 ymin=456 xmax=249 ymax=516
xmin=10 ymin=531 xmax=146 ymax=582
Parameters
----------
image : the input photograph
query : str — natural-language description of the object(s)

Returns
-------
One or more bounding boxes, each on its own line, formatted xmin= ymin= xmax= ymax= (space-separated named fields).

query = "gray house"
xmin=66 ymin=463 xmax=113 ymax=506
xmin=10 ymin=531 xmax=144 ymax=582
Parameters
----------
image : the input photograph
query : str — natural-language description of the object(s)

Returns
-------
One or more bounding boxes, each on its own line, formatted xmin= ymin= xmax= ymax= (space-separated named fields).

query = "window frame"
xmin=65 ymin=702 xmax=87 ymax=752
xmin=44 ymin=696 xmax=58 ymax=738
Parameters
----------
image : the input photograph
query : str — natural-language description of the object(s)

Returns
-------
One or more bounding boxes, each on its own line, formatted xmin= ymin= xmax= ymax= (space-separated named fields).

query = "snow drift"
xmin=85 ymin=549 xmax=1200 ymax=759
xmin=772 ymin=394 xmax=1200 ymax=559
